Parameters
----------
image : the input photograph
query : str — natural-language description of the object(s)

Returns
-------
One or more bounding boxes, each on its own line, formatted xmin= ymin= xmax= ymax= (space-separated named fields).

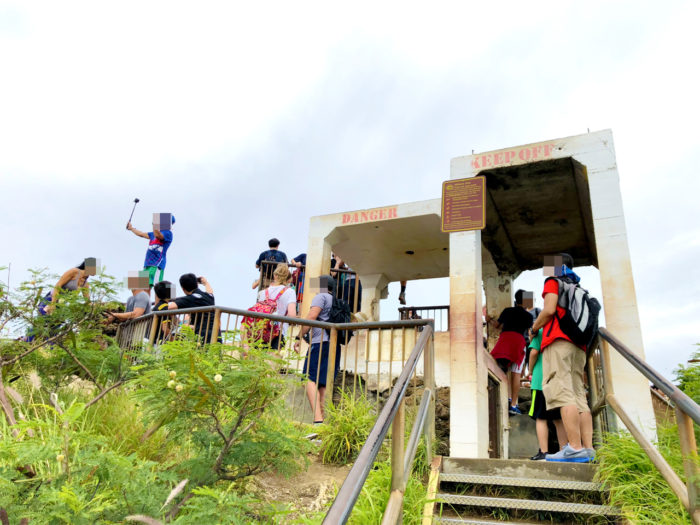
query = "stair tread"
xmin=434 ymin=517 xmax=547 ymax=525
xmin=442 ymin=457 xmax=596 ymax=483
xmin=439 ymin=472 xmax=603 ymax=491
xmin=436 ymin=493 xmax=618 ymax=516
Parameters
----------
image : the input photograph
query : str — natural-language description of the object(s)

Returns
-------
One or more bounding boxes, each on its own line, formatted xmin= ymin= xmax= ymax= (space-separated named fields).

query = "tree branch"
xmin=57 ymin=343 xmax=102 ymax=391
xmin=1 ymin=333 xmax=64 ymax=367
xmin=85 ymin=381 xmax=123 ymax=409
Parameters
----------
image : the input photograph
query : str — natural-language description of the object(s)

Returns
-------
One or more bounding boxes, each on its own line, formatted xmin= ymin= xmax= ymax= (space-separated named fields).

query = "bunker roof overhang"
xmin=479 ymin=156 xmax=598 ymax=275
xmin=318 ymin=200 xmax=449 ymax=283
xmin=313 ymin=157 xmax=598 ymax=281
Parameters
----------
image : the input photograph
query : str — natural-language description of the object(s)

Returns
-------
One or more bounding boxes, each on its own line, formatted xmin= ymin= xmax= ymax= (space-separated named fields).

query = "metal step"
xmin=434 ymin=517 xmax=540 ymax=525
xmin=436 ymin=493 xmax=618 ymax=516
xmin=439 ymin=472 xmax=603 ymax=491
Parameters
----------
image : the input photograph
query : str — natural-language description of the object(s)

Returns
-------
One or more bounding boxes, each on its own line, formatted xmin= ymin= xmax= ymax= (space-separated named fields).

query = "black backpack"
xmin=548 ymin=277 xmax=601 ymax=348
xmin=327 ymin=295 xmax=353 ymax=345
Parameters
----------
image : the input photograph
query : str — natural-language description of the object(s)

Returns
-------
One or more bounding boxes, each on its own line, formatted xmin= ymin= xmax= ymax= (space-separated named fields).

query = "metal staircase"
xmin=431 ymin=457 xmax=619 ymax=524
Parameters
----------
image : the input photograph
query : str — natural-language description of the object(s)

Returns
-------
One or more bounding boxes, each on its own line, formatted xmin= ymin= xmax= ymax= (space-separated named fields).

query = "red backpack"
xmin=243 ymin=287 xmax=287 ymax=343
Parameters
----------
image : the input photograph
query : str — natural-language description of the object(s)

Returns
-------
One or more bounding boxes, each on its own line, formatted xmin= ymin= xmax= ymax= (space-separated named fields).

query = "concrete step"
xmin=439 ymin=472 xmax=602 ymax=491
xmin=436 ymin=493 xmax=618 ymax=516
xmin=434 ymin=517 xmax=540 ymax=525
xmin=441 ymin=457 xmax=597 ymax=483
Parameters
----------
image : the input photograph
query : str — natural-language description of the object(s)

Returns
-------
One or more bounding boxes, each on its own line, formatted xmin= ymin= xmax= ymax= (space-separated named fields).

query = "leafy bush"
xmin=317 ymin=390 xmax=375 ymax=464
xmin=0 ymin=269 xmax=315 ymax=523
xmin=674 ymin=346 xmax=700 ymax=405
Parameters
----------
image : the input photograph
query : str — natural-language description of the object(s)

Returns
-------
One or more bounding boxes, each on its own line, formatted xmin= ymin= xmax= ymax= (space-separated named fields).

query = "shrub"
xmin=318 ymin=390 xmax=375 ymax=464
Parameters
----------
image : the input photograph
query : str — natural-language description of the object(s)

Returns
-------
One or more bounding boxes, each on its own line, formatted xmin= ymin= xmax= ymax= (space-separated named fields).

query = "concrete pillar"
xmin=588 ymin=161 xmax=657 ymax=437
xmin=448 ymin=230 xmax=488 ymax=457
xmin=357 ymin=273 xmax=389 ymax=321
xmin=301 ymin=218 xmax=332 ymax=316
xmin=482 ymin=249 xmax=513 ymax=352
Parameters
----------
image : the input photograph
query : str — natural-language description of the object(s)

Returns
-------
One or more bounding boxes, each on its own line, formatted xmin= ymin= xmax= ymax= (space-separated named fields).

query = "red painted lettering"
xmin=518 ymin=148 xmax=531 ymax=161
xmin=379 ymin=209 xmax=386 ymax=219
xmin=481 ymin=155 xmax=492 ymax=168
xmin=471 ymin=158 xmax=480 ymax=170
xmin=504 ymin=151 xmax=516 ymax=164
xmin=543 ymin=143 xmax=555 ymax=157
xmin=361 ymin=212 xmax=369 ymax=222
xmin=389 ymin=207 xmax=397 ymax=218
xmin=353 ymin=213 xmax=359 ymax=223
xmin=494 ymin=152 xmax=504 ymax=165
xmin=342 ymin=214 xmax=351 ymax=224
xmin=370 ymin=211 xmax=378 ymax=220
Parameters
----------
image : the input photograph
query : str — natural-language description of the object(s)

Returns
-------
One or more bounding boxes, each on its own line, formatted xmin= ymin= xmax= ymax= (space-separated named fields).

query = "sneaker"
xmin=545 ymin=444 xmax=591 ymax=463
xmin=530 ymin=450 xmax=547 ymax=461
xmin=398 ymin=292 xmax=406 ymax=305
xmin=508 ymin=405 xmax=523 ymax=416
xmin=585 ymin=448 xmax=596 ymax=461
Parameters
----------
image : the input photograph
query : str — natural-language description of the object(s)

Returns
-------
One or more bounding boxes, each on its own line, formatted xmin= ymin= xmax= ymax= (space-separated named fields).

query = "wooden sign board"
xmin=441 ymin=176 xmax=486 ymax=232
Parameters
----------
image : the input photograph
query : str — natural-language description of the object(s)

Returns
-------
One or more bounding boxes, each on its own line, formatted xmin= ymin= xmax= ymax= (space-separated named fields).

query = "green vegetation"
xmin=0 ymin=270 xmax=313 ymax=523
xmin=317 ymin=390 xmax=375 ymax=465
xmin=596 ymin=425 xmax=691 ymax=525
xmin=348 ymin=459 xmax=427 ymax=525
xmin=594 ymin=345 xmax=700 ymax=524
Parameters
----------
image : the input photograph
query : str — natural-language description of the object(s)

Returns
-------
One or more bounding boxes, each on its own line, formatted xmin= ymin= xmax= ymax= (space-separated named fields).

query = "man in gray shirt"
xmin=109 ymin=272 xmax=152 ymax=321
xmin=295 ymin=275 xmax=342 ymax=424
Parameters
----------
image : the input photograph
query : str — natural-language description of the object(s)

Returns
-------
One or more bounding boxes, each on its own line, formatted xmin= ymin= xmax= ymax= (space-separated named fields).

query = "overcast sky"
xmin=1 ymin=2 xmax=698 ymax=378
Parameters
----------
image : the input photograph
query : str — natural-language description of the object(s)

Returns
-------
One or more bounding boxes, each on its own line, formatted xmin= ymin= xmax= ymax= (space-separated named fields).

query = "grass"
xmin=348 ymin=460 xmax=428 ymax=525
xmin=596 ymin=424 xmax=693 ymax=525
xmin=317 ymin=390 xmax=376 ymax=465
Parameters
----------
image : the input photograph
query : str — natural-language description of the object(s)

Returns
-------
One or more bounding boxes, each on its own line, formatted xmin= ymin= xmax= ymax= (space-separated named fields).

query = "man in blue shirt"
xmin=127 ymin=213 xmax=175 ymax=288
xmin=255 ymin=238 xmax=288 ymax=288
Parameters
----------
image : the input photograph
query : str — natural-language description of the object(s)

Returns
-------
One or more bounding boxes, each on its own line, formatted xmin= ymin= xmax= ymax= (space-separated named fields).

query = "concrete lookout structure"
xmin=302 ymin=129 xmax=655 ymax=458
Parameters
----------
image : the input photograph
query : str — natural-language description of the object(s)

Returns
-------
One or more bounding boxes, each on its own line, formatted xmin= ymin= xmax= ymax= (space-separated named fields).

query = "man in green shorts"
xmin=527 ymin=328 xmax=568 ymax=460
xmin=127 ymin=213 xmax=175 ymax=288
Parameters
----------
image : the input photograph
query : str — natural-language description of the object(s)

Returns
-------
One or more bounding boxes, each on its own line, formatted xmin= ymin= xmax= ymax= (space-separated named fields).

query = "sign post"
xmin=441 ymin=176 xmax=486 ymax=233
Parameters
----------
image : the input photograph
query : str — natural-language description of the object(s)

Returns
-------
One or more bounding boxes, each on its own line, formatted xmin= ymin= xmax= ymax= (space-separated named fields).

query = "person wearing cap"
xmin=127 ymin=212 xmax=175 ymax=288
xmin=294 ymin=275 xmax=342 ymax=425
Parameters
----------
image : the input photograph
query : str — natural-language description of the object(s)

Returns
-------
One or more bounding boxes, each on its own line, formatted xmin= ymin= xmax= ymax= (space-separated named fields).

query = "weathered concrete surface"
xmin=441 ymin=456 xmax=597 ymax=482
xmin=453 ymin=129 xmax=656 ymax=443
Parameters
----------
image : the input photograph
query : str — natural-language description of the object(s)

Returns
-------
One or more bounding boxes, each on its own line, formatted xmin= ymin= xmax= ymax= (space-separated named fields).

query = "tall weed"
xmin=348 ymin=460 xmax=427 ymax=525
xmin=318 ymin=390 xmax=375 ymax=464
xmin=596 ymin=425 xmax=692 ymax=525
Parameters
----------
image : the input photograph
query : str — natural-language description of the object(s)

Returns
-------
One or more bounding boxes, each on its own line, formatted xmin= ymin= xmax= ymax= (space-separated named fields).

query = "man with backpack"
xmin=530 ymin=253 xmax=599 ymax=463
xmin=294 ymin=275 xmax=347 ymax=424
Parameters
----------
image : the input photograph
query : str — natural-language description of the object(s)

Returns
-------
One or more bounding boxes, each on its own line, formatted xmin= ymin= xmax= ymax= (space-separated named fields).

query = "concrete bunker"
xmin=302 ymin=129 xmax=654 ymax=458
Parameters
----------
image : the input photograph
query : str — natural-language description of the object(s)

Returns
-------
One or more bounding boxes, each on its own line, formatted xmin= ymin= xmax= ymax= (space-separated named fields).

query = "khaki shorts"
xmin=542 ymin=339 xmax=589 ymax=412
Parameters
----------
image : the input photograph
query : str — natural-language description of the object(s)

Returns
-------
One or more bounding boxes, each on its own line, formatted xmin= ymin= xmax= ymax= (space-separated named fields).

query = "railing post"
xmin=211 ymin=308 xmax=221 ymax=344
xmin=423 ymin=329 xmax=435 ymax=465
xmin=325 ymin=327 xmax=338 ymax=411
xmin=599 ymin=338 xmax=619 ymax=433
xmin=148 ymin=315 xmax=158 ymax=347
xmin=676 ymin=408 xmax=700 ymax=524
xmin=387 ymin=398 xmax=406 ymax=523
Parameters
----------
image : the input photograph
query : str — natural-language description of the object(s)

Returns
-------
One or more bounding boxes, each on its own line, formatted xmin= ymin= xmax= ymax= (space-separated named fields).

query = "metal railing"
xmin=256 ymin=261 xmax=362 ymax=314
xmin=115 ymin=306 xmax=432 ymax=426
xmin=323 ymin=324 xmax=435 ymax=525
xmin=398 ymin=305 xmax=449 ymax=332
xmin=590 ymin=327 xmax=700 ymax=524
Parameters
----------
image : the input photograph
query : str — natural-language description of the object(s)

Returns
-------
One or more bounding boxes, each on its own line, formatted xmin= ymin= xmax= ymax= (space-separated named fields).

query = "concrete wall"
xmin=452 ymin=129 xmax=656 ymax=441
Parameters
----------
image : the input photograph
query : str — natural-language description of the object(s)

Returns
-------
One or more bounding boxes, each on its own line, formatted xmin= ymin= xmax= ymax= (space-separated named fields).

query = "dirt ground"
xmin=252 ymin=452 xmax=351 ymax=518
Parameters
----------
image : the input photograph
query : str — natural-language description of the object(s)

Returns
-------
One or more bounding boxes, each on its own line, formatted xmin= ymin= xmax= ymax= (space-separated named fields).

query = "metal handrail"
xmin=599 ymin=328 xmax=700 ymax=426
xmin=594 ymin=327 xmax=700 ymax=524
xmin=323 ymin=324 xmax=434 ymax=524
xmin=117 ymin=305 xmax=431 ymax=332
